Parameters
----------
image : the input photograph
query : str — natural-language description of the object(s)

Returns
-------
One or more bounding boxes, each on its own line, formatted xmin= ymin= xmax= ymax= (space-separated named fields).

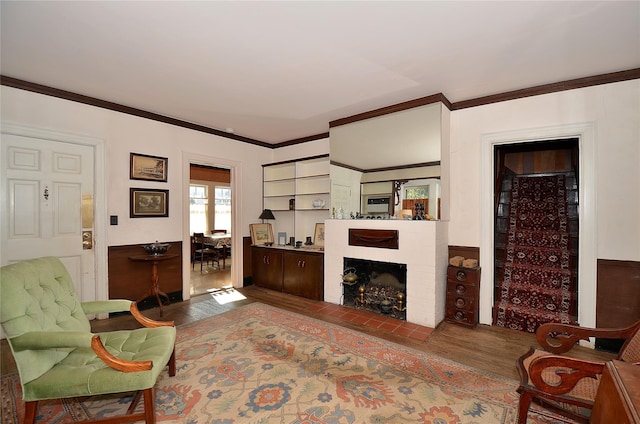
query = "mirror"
xmin=330 ymin=102 xmax=442 ymax=218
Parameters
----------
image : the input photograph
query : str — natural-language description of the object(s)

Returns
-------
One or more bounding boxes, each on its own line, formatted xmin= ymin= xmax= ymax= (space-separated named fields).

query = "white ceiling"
xmin=1 ymin=1 xmax=639 ymax=144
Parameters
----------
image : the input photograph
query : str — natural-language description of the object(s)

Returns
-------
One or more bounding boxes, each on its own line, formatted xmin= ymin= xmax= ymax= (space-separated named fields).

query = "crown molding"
xmin=3 ymin=68 xmax=638 ymax=149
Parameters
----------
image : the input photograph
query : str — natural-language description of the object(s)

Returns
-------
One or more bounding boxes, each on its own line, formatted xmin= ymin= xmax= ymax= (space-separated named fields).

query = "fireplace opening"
xmin=342 ymin=257 xmax=407 ymax=320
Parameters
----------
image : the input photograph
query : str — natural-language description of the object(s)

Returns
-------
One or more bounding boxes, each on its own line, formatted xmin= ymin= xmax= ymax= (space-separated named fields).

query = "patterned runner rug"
xmin=2 ymin=303 xmax=574 ymax=423
xmin=495 ymin=174 xmax=577 ymax=333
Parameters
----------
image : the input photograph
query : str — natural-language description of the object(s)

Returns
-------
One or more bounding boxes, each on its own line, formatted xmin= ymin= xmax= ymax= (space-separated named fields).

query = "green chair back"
xmin=0 ymin=257 xmax=90 ymax=383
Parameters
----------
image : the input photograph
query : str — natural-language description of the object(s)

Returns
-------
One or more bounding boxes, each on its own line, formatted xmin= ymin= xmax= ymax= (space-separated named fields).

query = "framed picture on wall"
xmin=249 ymin=223 xmax=274 ymax=245
xmin=314 ymin=223 xmax=325 ymax=247
xmin=130 ymin=153 xmax=168 ymax=182
xmin=130 ymin=188 xmax=169 ymax=218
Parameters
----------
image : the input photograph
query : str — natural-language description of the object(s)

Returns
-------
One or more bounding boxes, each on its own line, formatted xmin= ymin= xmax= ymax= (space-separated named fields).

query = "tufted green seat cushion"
xmin=22 ymin=326 xmax=176 ymax=401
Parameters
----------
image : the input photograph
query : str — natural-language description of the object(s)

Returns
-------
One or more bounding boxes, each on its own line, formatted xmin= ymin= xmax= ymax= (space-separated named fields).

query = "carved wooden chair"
xmin=516 ymin=319 xmax=640 ymax=423
xmin=0 ymin=256 xmax=177 ymax=423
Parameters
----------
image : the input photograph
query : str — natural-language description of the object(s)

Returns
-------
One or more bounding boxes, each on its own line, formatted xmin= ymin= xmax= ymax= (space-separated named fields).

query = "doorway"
xmin=189 ymin=164 xmax=233 ymax=296
xmin=492 ymin=139 xmax=579 ymax=333
xmin=479 ymin=123 xmax=597 ymax=338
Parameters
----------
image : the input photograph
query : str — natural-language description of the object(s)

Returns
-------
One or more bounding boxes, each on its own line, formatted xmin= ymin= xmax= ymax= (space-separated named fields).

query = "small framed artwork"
xmin=249 ymin=223 xmax=274 ymax=245
xmin=130 ymin=153 xmax=168 ymax=182
xmin=130 ymin=188 xmax=169 ymax=218
xmin=277 ymin=231 xmax=287 ymax=246
xmin=314 ymin=223 xmax=325 ymax=247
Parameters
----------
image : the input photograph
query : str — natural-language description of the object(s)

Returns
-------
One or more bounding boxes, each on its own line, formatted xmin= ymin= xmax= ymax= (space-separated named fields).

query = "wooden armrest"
xmin=130 ymin=302 xmax=175 ymax=328
xmin=537 ymin=321 xmax=639 ymax=354
xmin=91 ymin=335 xmax=152 ymax=373
xmin=529 ymin=355 xmax=604 ymax=395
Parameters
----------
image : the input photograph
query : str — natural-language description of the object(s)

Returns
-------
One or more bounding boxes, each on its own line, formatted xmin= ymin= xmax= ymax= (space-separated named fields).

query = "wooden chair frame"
xmin=516 ymin=320 xmax=640 ymax=423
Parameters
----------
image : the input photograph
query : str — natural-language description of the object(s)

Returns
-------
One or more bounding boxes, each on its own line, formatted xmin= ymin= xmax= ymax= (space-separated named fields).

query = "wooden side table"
xmin=591 ymin=360 xmax=640 ymax=423
xmin=128 ymin=254 xmax=178 ymax=316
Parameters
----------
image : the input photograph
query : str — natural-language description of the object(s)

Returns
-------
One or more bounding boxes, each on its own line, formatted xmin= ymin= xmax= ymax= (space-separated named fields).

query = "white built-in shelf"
xmin=263 ymin=155 xmax=330 ymax=242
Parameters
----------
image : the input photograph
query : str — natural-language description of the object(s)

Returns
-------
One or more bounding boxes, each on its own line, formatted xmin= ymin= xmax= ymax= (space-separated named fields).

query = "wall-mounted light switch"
xmin=110 ymin=215 xmax=118 ymax=225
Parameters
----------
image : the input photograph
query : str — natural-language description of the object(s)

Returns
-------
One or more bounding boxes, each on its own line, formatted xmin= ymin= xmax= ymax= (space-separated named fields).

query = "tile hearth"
xmin=308 ymin=302 xmax=433 ymax=341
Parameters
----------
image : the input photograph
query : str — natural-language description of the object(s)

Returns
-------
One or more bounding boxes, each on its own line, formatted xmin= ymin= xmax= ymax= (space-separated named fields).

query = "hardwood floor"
xmin=1 ymin=285 xmax=614 ymax=381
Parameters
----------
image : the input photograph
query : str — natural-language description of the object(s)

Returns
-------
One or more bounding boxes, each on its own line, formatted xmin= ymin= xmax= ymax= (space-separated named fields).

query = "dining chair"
xmin=193 ymin=232 xmax=220 ymax=271
xmin=516 ymin=319 xmax=640 ymax=423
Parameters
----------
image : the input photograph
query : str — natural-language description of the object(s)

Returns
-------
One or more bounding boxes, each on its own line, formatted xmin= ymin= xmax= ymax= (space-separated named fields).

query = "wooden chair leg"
xmin=518 ymin=391 xmax=533 ymax=424
xmin=24 ymin=401 xmax=38 ymax=424
xmin=126 ymin=391 xmax=143 ymax=415
xmin=169 ymin=348 xmax=176 ymax=376
xmin=143 ymin=387 xmax=156 ymax=424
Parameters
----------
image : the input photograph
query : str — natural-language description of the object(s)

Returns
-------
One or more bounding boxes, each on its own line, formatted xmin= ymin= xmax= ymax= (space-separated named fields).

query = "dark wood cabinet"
xmin=251 ymin=247 xmax=283 ymax=291
xmin=251 ymin=246 xmax=324 ymax=301
xmin=445 ymin=265 xmax=480 ymax=328
xmin=283 ymin=251 xmax=324 ymax=300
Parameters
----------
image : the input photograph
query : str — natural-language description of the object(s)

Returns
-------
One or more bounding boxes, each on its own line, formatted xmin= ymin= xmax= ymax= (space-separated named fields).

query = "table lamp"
xmin=259 ymin=209 xmax=276 ymax=223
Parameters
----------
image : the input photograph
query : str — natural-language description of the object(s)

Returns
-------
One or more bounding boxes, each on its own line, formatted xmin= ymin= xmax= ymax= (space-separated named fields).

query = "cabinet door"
xmin=251 ymin=247 xmax=283 ymax=291
xmin=283 ymin=251 xmax=324 ymax=300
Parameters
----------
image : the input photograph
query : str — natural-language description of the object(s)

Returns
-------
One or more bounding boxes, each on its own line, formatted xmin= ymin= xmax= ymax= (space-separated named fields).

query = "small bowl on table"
xmin=142 ymin=242 xmax=171 ymax=256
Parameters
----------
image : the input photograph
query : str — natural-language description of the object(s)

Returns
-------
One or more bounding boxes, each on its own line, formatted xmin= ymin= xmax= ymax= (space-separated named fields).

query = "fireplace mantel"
xmin=324 ymin=219 xmax=448 ymax=328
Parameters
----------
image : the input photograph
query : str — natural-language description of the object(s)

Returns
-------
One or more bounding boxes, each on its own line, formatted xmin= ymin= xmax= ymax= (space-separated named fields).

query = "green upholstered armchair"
xmin=0 ymin=256 xmax=177 ymax=424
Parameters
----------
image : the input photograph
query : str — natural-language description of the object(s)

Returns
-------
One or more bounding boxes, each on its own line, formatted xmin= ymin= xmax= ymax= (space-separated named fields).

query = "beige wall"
xmin=1 ymin=85 xmax=271 ymax=297
xmin=449 ymin=79 xmax=639 ymax=260
xmin=3 ymin=79 xmax=638 ymax=323
xmin=449 ymin=79 xmax=640 ymax=329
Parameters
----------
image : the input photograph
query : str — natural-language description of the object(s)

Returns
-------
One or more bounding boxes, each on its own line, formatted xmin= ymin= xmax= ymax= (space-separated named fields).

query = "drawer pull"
xmin=456 ymin=270 xmax=467 ymax=281
xmin=455 ymin=298 xmax=466 ymax=308
xmin=454 ymin=311 xmax=464 ymax=321
xmin=456 ymin=284 xmax=466 ymax=294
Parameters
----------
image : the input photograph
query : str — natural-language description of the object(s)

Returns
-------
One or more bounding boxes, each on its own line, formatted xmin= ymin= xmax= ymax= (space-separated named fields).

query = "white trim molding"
xmin=480 ymin=122 xmax=597 ymax=345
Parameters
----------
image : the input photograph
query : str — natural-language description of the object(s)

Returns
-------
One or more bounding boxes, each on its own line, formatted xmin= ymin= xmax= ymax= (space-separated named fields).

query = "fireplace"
xmin=342 ymin=257 xmax=407 ymax=320
xmin=324 ymin=219 xmax=448 ymax=328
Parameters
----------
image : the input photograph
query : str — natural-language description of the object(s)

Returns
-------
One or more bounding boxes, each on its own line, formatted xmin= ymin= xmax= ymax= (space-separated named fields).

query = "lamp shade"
xmin=259 ymin=209 xmax=276 ymax=220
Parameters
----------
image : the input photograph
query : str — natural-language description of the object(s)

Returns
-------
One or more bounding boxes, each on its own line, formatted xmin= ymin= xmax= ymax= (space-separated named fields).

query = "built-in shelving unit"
xmin=263 ymin=155 xmax=330 ymax=244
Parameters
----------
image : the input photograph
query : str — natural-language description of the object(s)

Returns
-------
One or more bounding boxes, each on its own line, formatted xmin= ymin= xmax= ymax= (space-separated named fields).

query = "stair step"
xmin=494 ymin=303 xmax=578 ymax=333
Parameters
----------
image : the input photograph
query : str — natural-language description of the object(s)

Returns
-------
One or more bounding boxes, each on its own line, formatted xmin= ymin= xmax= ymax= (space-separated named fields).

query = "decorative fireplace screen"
xmin=342 ymin=257 xmax=407 ymax=320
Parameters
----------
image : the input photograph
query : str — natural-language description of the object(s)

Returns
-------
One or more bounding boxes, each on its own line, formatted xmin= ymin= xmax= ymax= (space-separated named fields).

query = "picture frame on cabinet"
xmin=130 ymin=188 xmax=169 ymax=218
xmin=250 ymin=223 xmax=274 ymax=245
xmin=314 ymin=223 xmax=325 ymax=247
xmin=277 ymin=232 xmax=287 ymax=246
xmin=130 ymin=152 xmax=168 ymax=182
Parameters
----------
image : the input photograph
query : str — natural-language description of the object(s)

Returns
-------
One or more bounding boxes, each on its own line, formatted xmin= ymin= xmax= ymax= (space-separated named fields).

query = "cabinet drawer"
xmin=447 ymin=266 xmax=480 ymax=283
xmin=446 ymin=294 xmax=477 ymax=312
xmin=445 ymin=307 xmax=477 ymax=327
xmin=446 ymin=281 xmax=477 ymax=297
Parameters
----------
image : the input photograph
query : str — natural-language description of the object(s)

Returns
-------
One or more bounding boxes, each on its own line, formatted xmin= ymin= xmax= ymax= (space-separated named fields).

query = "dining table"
xmin=205 ymin=233 xmax=231 ymax=269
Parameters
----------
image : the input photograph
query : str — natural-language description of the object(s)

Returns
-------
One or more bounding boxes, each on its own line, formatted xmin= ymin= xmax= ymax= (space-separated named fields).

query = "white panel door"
xmin=1 ymin=134 xmax=95 ymax=300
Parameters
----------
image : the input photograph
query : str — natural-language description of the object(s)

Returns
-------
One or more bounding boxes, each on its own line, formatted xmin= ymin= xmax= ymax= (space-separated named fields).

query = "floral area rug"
xmin=2 ymin=303 xmax=574 ymax=423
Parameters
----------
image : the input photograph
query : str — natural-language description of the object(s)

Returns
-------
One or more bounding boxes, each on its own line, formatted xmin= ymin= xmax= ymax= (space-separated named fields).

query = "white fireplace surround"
xmin=324 ymin=219 xmax=448 ymax=328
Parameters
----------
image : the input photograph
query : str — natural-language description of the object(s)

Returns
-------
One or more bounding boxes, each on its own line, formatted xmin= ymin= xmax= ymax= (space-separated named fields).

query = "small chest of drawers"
xmin=445 ymin=266 xmax=480 ymax=328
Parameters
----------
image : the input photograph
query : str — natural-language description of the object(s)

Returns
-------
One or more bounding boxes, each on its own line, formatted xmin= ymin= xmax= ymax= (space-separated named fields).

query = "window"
xmin=404 ymin=185 xmax=429 ymax=199
xmin=189 ymin=184 xmax=209 ymax=234
xmin=214 ymin=186 xmax=231 ymax=232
